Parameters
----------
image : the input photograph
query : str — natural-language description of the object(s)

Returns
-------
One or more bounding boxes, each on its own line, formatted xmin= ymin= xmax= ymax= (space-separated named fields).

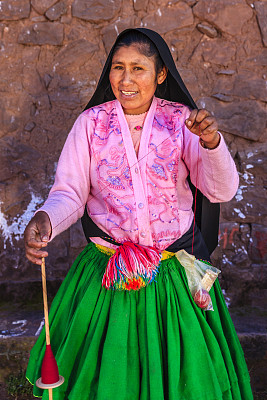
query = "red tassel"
xmin=41 ymin=344 xmax=60 ymax=384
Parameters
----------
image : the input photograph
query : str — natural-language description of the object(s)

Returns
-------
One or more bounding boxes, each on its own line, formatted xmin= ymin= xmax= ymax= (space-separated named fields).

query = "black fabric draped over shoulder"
xmin=81 ymin=28 xmax=220 ymax=255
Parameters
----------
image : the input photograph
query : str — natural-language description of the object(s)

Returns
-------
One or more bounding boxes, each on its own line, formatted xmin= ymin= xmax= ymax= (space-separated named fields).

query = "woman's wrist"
xmin=199 ymin=132 xmax=221 ymax=150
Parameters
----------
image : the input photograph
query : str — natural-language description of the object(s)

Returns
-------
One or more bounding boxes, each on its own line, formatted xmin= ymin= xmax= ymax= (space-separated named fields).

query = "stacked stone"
xmin=0 ymin=0 xmax=266 ymax=310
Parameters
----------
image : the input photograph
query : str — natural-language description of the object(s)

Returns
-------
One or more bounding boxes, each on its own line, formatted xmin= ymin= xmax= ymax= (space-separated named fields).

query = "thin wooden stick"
xmin=41 ymin=257 xmax=50 ymax=345
xmin=36 ymin=258 xmax=64 ymax=397
xmin=41 ymin=257 xmax=53 ymax=400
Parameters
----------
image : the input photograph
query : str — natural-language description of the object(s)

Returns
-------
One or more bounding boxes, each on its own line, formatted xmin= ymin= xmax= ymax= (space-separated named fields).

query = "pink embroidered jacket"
xmin=38 ymin=97 xmax=239 ymax=251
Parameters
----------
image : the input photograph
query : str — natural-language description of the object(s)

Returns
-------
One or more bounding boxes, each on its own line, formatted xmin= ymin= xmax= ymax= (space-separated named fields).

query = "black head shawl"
xmin=84 ymin=28 xmax=196 ymax=110
xmin=81 ymin=28 xmax=220 ymax=255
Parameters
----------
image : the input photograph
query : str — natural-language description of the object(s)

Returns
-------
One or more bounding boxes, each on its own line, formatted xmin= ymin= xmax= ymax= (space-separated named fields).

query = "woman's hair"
xmin=112 ymin=30 xmax=165 ymax=76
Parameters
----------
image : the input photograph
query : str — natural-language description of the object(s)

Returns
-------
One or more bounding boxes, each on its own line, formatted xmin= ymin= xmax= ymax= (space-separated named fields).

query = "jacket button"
xmin=135 ymin=167 xmax=139 ymax=174
xmin=138 ymin=203 xmax=144 ymax=209
xmin=140 ymin=231 xmax=146 ymax=238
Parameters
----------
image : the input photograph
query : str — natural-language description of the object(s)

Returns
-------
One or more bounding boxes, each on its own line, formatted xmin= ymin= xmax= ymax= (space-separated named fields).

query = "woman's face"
xmin=109 ymin=44 xmax=167 ymax=115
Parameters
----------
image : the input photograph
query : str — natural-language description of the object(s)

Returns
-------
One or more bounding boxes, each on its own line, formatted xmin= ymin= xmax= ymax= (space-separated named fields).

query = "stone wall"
xmin=0 ymin=0 xmax=266 ymax=309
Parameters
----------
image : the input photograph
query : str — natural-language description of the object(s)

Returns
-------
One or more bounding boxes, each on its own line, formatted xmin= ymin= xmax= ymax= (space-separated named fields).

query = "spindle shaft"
xmin=41 ymin=257 xmax=50 ymax=345
xmin=36 ymin=258 xmax=64 ymax=398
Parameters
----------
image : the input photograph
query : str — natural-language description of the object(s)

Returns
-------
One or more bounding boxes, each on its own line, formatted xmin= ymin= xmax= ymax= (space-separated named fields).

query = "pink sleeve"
xmin=38 ymin=112 xmax=92 ymax=240
xmin=182 ymin=109 xmax=239 ymax=203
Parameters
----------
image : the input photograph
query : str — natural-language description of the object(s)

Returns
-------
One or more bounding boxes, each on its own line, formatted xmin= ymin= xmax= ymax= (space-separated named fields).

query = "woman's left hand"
xmin=185 ymin=109 xmax=220 ymax=149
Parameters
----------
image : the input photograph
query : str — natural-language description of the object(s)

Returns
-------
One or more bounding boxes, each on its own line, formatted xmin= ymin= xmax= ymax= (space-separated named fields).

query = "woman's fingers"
xmin=201 ymin=120 xmax=218 ymax=136
xmin=25 ymin=248 xmax=49 ymax=265
xmin=185 ymin=109 xmax=199 ymax=131
xmin=24 ymin=211 xmax=52 ymax=265
xmin=185 ymin=109 xmax=216 ymax=134
xmin=185 ymin=108 xmax=220 ymax=148
xmin=25 ymin=234 xmax=48 ymax=265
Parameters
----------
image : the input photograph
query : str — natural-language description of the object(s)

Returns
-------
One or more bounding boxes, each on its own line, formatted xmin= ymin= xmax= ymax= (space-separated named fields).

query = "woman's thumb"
xmin=39 ymin=224 xmax=51 ymax=242
xmin=40 ymin=233 xmax=50 ymax=242
xmin=35 ymin=212 xmax=52 ymax=242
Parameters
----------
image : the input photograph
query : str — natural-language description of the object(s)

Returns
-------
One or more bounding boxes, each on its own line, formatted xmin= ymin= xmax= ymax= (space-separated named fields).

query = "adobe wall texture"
xmin=0 ymin=0 xmax=266 ymax=310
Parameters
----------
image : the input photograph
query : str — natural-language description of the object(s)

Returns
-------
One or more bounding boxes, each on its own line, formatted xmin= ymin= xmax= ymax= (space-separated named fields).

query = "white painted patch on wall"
xmin=0 ymin=320 xmax=28 ymax=338
xmin=35 ymin=319 xmax=45 ymax=336
xmin=0 ymin=192 xmax=43 ymax=248
xmin=240 ymin=171 xmax=254 ymax=185
xmin=222 ymin=254 xmax=233 ymax=266
xmin=233 ymin=208 xmax=246 ymax=219
xmin=199 ymin=100 xmax=206 ymax=109
xmin=235 ymin=188 xmax=243 ymax=202
xmin=221 ymin=289 xmax=231 ymax=308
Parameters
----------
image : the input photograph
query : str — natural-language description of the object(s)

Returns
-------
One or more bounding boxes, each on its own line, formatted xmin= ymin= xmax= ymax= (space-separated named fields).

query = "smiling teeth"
xmin=121 ymin=90 xmax=137 ymax=95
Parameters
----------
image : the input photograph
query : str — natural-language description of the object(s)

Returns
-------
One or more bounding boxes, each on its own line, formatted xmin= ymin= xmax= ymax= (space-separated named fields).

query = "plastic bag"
xmin=175 ymin=249 xmax=221 ymax=311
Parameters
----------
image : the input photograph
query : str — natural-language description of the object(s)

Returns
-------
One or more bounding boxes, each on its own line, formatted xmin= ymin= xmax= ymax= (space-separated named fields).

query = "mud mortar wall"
xmin=0 ymin=0 xmax=266 ymax=309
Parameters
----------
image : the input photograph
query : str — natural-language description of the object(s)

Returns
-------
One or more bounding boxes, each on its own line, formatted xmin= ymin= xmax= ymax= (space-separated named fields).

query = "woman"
xmin=25 ymin=28 xmax=253 ymax=399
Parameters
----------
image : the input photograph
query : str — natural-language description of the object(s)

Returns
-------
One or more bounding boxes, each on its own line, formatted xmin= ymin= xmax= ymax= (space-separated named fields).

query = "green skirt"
xmin=27 ymin=242 xmax=253 ymax=399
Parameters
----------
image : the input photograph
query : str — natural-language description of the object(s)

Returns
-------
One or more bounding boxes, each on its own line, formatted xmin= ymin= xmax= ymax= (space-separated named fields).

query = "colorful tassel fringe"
xmin=102 ymin=241 xmax=161 ymax=290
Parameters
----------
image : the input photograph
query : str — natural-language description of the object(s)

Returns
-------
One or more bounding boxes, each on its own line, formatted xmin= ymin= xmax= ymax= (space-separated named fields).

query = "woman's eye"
xmin=134 ymin=67 xmax=143 ymax=71
xmin=113 ymin=65 xmax=123 ymax=70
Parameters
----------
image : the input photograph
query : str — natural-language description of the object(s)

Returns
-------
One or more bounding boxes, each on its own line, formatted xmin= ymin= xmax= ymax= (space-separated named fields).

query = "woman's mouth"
xmin=120 ymin=90 xmax=138 ymax=97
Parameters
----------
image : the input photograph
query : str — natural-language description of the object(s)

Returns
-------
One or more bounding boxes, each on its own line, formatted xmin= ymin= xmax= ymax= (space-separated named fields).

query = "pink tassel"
xmin=102 ymin=242 xmax=161 ymax=290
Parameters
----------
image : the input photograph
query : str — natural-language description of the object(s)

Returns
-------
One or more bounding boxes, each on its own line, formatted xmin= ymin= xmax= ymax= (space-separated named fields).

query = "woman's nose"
xmin=121 ymin=69 xmax=132 ymax=85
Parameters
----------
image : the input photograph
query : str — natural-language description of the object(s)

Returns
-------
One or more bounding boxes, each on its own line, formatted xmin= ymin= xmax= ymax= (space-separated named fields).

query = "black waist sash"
xmin=82 ymin=207 xmax=210 ymax=262
xmin=165 ymin=222 xmax=210 ymax=262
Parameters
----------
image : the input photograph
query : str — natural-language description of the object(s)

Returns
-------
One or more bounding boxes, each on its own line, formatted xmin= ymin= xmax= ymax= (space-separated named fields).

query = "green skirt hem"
xmin=26 ymin=377 xmax=42 ymax=398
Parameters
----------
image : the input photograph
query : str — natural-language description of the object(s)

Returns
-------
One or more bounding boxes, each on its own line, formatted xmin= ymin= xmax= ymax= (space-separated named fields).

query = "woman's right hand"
xmin=24 ymin=211 xmax=52 ymax=265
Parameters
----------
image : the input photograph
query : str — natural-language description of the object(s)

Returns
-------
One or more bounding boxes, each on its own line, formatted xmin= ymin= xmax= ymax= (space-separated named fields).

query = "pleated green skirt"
xmin=27 ymin=242 xmax=253 ymax=399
